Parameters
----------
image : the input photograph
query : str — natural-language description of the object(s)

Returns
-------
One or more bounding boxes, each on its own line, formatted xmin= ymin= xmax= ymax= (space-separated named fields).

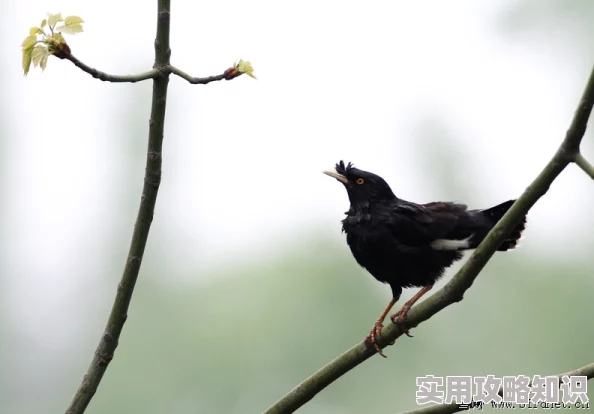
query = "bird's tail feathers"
xmin=479 ymin=200 xmax=527 ymax=251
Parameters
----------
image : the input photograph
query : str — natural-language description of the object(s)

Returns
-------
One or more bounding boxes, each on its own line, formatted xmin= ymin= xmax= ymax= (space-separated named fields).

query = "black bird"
xmin=324 ymin=161 xmax=526 ymax=357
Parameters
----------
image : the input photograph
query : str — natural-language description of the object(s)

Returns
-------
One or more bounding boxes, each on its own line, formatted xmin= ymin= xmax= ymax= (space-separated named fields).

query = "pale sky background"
xmin=2 ymin=0 xmax=594 ymax=356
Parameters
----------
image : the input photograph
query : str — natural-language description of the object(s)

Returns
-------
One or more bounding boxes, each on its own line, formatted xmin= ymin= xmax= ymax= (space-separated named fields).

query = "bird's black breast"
xmin=342 ymin=206 xmax=463 ymax=292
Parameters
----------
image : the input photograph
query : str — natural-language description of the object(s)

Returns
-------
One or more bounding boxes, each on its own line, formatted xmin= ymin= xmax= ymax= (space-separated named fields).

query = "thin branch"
xmin=61 ymin=55 xmax=244 ymax=85
xmin=64 ymin=1 xmax=171 ymax=413
xmin=168 ymin=65 xmax=227 ymax=84
xmin=63 ymin=53 xmax=162 ymax=83
xmin=574 ymin=153 xmax=594 ymax=179
xmin=168 ymin=64 xmax=249 ymax=84
xmin=401 ymin=362 xmax=594 ymax=414
xmin=262 ymin=65 xmax=594 ymax=414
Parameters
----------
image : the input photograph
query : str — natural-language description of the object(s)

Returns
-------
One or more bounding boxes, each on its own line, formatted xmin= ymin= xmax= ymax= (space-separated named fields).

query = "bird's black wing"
xmin=385 ymin=200 xmax=471 ymax=248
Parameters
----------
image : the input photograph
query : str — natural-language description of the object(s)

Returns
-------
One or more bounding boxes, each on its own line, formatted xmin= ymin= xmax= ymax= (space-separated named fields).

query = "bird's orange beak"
xmin=323 ymin=169 xmax=348 ymax=184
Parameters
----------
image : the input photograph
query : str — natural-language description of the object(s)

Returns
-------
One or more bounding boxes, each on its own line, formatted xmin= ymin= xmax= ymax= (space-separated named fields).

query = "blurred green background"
xmin=2 ymin=1 xmax=594 ymax=413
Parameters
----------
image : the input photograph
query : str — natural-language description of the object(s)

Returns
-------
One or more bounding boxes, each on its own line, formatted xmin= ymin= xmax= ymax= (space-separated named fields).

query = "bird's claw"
xmin=364 ymin=321 xmax=388 ymax=358
xmin=390 ymin=310 xmax=414 ymax=337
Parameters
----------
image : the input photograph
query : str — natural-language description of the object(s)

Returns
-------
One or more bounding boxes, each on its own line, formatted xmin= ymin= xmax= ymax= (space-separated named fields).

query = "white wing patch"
xmin=430 ymin=234 xmax=474 ymax=251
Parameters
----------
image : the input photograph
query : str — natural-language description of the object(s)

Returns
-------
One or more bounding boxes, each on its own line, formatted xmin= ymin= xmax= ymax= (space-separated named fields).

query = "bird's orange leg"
xmin=364 ymin=296 xmax=399 ymax=358
xmin=390 ymin=284 xmax=433 ymax=337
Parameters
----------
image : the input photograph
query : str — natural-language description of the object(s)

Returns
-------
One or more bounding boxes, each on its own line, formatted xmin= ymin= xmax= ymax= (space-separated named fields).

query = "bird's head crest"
xmin=335 ymin=160 xmax=355 ymax=177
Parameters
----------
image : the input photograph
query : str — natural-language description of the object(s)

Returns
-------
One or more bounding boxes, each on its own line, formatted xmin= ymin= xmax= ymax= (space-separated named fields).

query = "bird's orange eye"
xmin=356 ymin=178 xmax=365 ymax=185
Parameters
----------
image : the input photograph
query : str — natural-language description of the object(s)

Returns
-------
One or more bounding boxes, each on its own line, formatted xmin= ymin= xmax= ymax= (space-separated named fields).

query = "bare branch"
xmin=64 ymin=1 xmax=172 ymax=413
xmin=401 ymin=362 xmax=594 ymax=414
xmin=262 ymin=64 xmax=594 ymax=414
xmin=574 ymin=153 xmax=594 ymax=179
xmin=168 ymin=65 xmax=228 ymax=84
xmin=62 ymin=53 xmax=162 ymax=83
xmin=60 ymin=55 xmax=247 ymax=85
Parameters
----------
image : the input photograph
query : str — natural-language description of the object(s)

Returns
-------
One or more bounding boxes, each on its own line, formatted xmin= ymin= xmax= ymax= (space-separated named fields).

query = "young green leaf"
xmin=29 ymin=27 xmax=42 ymax=36
xmin=236 ymin=59 xmax=256 ymax=79
xmin=56 ymin=16 xmax=84 ymax=34
xmin=22 ymin=48 xmax=33 ymax=75
xmin=64 ymin=16 xmax=84 ymax=26
xmin=41 ymin=19 xmax=47 ymax=28
xmin=55 ymin=24 xmax=83 ymax=34
xmin=31 ymin=45 xmax=48 ymax=67
xmin=21 ymin=35 xmax=38 ymax=49
xmin=47 ymin=12 xmax=64 ymax=29
xmin=54 ymin=33 xmax=66 ymax=44
xmin=40 ymin=53 xmax=49 ymax=71
xmin=44 ymin=33 xmax=67 ymax=54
